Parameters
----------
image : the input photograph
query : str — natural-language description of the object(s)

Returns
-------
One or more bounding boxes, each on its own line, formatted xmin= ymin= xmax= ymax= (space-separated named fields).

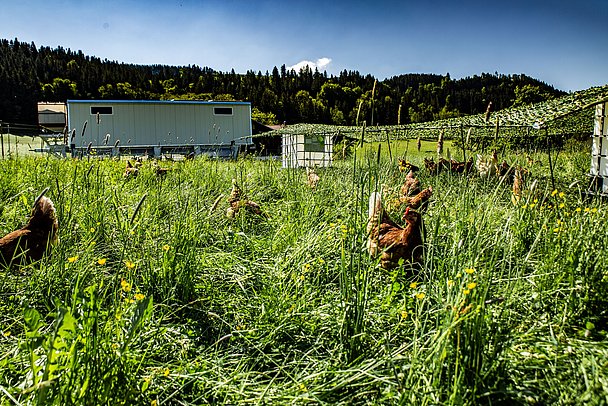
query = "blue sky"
xmin=2 ymin=0 xmax=607 ymax=91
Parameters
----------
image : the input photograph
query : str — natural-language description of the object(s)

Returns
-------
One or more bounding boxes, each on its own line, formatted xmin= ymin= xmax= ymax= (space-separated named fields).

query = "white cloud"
xmin=288 ymin=57 xmax=332 ymax=72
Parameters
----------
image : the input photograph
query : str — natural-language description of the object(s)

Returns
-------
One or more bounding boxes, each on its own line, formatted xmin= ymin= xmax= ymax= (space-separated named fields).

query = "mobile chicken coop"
xmin=281 ymin=132 xmax=334 ymax=168
xmin=66 ymin=99 xmax=252 ymax=157
xmin=590 ymin=101 xmax=608 ymax=195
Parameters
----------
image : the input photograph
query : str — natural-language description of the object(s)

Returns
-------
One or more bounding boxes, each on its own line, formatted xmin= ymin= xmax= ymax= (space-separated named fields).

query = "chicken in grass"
xmin=400 ymin=170 xmax=421 ymax=197
xmin=450 ymin=157 xmax=474 ymax=174
xmin=424 ymin=157 xmax=450 ymax=174
xmin=306 ymin=167 xmax=320 ymax=189
xmin=497 ymin=160 xmax=514 ymax=180
xmin=0 ymin=192 xmax=58 ymax=266
xmin=399 ymin=186 xmax=433 ymax=211
xmin=152 ymin=161 xmax=172 ymax=177
xmin=123 ymin=160 xmax=139 ymax=178
xmin=226 ymin=179 xmax=268 ymax=219
xmin=424 ymin=157 xmax=439 ymax=174
xmin=398 ymin=159 xmax=419 ymax=173
xmin=476 ymin=150 xmax=499 ymax=178
xmin=367 ymin=192 xmax=424 ymax=269
xmin=511 ymin=166 xmax=530 ymax=205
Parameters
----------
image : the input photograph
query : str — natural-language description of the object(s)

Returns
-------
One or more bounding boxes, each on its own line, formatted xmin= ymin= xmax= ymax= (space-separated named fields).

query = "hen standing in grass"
xmin=367 ymin=192 xmax=424 ymax=269
xmin=476 ymin=150 xmax=499 ymax=178
xmin=398 ymin=159 xmax=419 ymax=173
xmin=306 ymin=167 xmax=320 ymax=189
xmin=0 ymin=193 xmax=58 ymax=266
xmin=511 ymin=166 xmax=530 ymax=204
xmin=399 ymin=186 xmax=433 ymax=211
xmin=226 ymin=179 xmax=268 ymax=218
xmin=123 ymin=160 xmax=139 ymax=178
xmin=400 ymin=170 xmax=421 ymax=197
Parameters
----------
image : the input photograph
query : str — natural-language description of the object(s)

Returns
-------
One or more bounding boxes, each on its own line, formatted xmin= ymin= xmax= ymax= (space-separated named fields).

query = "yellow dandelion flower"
xmin=3 ymin=331 xmax=10 ymax=337
xmin=467 ymin=282 xmax=477 ymax=289
xmin=68 ymin=256 xmax=78 ymax=263
xmin=151 ymin=401 xmax=158 ymax=406
xmin=463 ymin=289 xmax=471 ymax=295
xmin=90 ymin=227 xmax=96 ymax=233
xmin=125 ymin=260 xmax=135 ymax=269
xmin=162 ymin=368 xmax=170 ymax=377
xmin=553 ymin=227 xmax=560 ymax=233
xmin=559 ymin=192 xmax=565 ymax=198
xmin=465 ymin=268 xmax=475 ymax=274
xmin=330 ymin=222 xmax=337 ymax=228
xmin=162 ymin=244 xmax=170 ymax=252
xmin=89 ymin=241 xmax=96 ymax=246
xmin=415 ymin=292 xmax=425 ymax=300
xmin=533 ymin=198 xmax=538 ymax=203
xmin=447 ymin=279 xmax=454 ymax=287
xmin=96 ymin=222 xmax=101 ymax=226
xmin=134 ymin=293 xmax=145 ymax=301
xmin=551 ymin=189 xmax=558 ymax=197
xmin=400 ymin=309 xmax=408 ymax=320
xmin=317 ymin=258 xmax=325 ymax=264
xmin=529 ymin=203 xmax=536 ymax=209
xmin=591 ymin=208 xmax=598 ymax=213
xmin=409 ymin=282 xmax=418 ymax=289
xmin=559 ymin=203 xmax=565 ymax=209
xmin=584 ymin=208 xmax=590 ymax=213
xmin=575 ymin=207 xmax=582 ymax=212
xmin=121 ymin=279 xmax=132 ymax=293
xmin=97 ymin=258 xmax=107 ymax=265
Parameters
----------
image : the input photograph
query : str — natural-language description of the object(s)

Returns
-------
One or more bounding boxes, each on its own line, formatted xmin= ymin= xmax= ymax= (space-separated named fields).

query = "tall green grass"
xmin=0 ymin=143 xmax=606 ymax=404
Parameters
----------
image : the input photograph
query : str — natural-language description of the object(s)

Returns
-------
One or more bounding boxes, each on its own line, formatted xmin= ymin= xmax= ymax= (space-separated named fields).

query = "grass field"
xmin=0 ymin=140 xmax=607 ymax=405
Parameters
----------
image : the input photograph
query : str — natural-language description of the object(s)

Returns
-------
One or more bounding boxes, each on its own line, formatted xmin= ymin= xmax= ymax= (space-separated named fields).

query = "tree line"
xmin=0 ymin=37 xmax=565 ymax=129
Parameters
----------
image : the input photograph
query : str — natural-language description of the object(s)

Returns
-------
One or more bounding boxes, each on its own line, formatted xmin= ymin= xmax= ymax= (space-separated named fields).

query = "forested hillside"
xmin=0 ymin=38 xmax=564 ymax=128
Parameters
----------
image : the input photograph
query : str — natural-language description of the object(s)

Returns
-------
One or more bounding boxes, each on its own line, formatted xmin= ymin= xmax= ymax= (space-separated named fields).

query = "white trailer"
xmin=66 ymin=99 xmax=252 ymax=157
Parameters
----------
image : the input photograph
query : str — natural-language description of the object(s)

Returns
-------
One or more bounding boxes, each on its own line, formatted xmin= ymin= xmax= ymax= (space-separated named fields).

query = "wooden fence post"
xmin=385 ymin=129 xmax=392 ymax=162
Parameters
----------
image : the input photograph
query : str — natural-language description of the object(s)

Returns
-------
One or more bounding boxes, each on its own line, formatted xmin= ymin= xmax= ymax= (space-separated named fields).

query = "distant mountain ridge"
xmin=0 ymin=37 xmax=565 ymax=128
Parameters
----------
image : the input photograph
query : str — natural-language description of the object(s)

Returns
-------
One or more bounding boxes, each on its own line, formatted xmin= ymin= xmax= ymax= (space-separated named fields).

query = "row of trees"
xmin=0 ymin=38 xmax=565 ymax=128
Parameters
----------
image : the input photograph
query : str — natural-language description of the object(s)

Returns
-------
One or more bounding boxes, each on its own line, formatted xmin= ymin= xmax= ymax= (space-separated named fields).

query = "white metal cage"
xmin=589 ymin=102 xmax=608 ymax=195
xmin=281 ymin=133 xmax=333 ymax=168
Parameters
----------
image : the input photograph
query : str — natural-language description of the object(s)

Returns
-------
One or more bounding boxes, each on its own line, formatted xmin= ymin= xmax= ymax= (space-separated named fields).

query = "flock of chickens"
xmin=366 ymin=150 xmax=530 ymax=269
xmin=0 ymin=150 xmax=529 ymax=270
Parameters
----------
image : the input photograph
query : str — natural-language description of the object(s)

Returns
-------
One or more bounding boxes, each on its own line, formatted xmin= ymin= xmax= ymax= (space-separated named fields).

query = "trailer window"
xmin=213 ymin=107 xmax=233 ymax=116
xmin=91 ymin=106 xmax=113 ymax=115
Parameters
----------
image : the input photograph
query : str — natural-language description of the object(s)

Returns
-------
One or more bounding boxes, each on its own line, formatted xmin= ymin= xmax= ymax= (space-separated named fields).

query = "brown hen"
xmin=227 ymin=179 xmax=268 ymax=218
xmin=400 ymin=170 xmax=421 ymax=197
xmin=399 ymin=186 xmax=433 ymax=211
xmin=0 ymin=193 xmax=58 ymax=266
xmin=367 ymin=192 xmax=424 ymax=269
xmin=124 ymin=160 xmax=139 ymax=178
